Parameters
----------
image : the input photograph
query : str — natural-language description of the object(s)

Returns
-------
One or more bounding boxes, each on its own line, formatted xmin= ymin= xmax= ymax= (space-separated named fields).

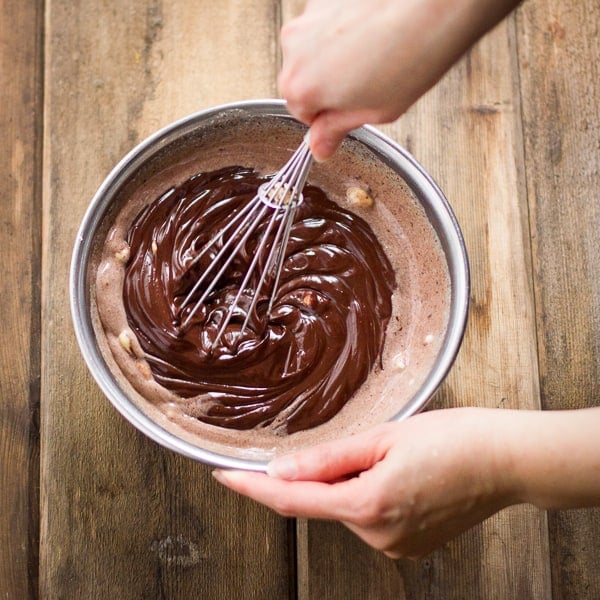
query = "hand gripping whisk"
xmin=179 ymin=132 xmax=313 ymax=347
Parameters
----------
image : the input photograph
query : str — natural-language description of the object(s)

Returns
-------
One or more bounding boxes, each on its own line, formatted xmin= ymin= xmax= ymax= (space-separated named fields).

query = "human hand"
xmin=279 ymin=0 xmax=521 ymax=160
xmin=213 ymin=408 xmax=517 ymax=558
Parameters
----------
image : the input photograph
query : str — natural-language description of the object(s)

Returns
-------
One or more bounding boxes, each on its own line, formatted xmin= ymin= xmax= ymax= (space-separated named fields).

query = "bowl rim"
xmin=70 ymin=98 xmax=470 ymax=471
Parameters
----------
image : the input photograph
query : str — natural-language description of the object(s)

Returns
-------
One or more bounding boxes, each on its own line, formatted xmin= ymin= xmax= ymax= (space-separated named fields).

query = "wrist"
xmin=487 ymin=409 xmax=536 ymax=506
xmin=472 ymin=408 xmax=527 ymax=508
xmin=441 ymin=408 xmax=526 ymax=510
xmin=498 ymin=408 xmax=600 ymax=510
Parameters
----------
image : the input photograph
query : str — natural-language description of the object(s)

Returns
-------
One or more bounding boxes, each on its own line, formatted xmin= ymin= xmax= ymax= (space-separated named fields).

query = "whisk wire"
xmin=180 ymin=198 xmax=269 ymax=325
xmin=265 ymin=200 xmax=299 ymax=317
xmin=180 ymin=133 xmax=313 ymax=348
xmin=213 ymin=195 xmax=292 ymax=346
xmin=258 ymin=135 xmax=312 ymax=209
xmin=186 ymin=192 xmax=264 ymax=270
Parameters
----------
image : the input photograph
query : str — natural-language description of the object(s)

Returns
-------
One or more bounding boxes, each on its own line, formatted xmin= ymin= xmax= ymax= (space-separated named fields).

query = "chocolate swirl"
xmin=123 ymin=166 xmax=395 ymax=433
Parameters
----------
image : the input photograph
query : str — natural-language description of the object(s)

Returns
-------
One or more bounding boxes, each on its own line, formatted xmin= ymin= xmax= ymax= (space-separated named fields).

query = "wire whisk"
xmin=179 ymin=132 xmax=313 ymax=348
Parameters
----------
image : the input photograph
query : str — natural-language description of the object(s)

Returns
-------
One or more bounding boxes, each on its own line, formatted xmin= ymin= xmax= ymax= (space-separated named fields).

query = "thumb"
xmin=308 ymin=109 xmax=371 ymax=161
xmin=267 ymin=423 xmax=394 ymax=482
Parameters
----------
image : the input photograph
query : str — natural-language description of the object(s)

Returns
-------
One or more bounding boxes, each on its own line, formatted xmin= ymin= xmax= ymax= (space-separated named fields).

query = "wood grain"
xmin=40 ymin=1 xmax=292 ymax=597
xmin=297 ymin=520 xmax=407 ymax=600
xmin=517 ymin=0 xmax=600 ymax=596
xmin=0 ymin=0 xmax=43 ymax=597
xmin=0 ymin=0 xmax=594 ymax=597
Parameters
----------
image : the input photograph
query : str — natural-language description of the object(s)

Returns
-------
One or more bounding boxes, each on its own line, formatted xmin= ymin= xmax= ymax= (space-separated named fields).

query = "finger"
xmin=278 ymin=73 xmax=321 ymax=125
xmin=212 ymin=469 xmax=362 ymax=521
xmin=309 ymin=109 xmax=374 ymax=161
xmin=267 ymin=423 xmax=394 ymax=481
xmin=284 ymin=99 xmax=319 ymax=128
xmin=277 ymin=57 xmax=321 ymax=125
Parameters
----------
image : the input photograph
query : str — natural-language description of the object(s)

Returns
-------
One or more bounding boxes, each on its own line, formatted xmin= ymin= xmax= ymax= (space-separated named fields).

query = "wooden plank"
xmin=517 ymin=0 xmax=600 ymax=596
xmin=40 ymin=1 xmax=293 ymax=597
xmin=0 ymin=0 xmax=43 ymax=597
xmin=297 ymin=520 xmax=407 ymax=600
xmin=280 ymin=2 xmax=552 ymax=597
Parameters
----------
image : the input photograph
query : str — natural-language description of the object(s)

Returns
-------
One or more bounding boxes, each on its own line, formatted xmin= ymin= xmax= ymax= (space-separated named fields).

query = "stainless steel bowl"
xmin=70 ymin=99 xmax=469 ymax=470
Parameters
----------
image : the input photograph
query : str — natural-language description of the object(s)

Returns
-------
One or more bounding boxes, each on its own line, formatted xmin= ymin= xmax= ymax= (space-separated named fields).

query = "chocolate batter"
xmin=122 ymin=166 xmax=395 ymax=433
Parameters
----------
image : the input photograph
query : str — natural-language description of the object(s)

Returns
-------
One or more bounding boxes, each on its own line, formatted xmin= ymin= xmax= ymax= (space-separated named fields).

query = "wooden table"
xmin=2 ymin=0 xmax=598 ymax=597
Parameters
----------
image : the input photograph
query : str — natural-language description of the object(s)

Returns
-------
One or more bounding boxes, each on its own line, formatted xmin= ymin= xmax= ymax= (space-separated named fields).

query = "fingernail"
xmin=212 ymin=469 xmax=228 ymax=484
xmin=311 ymin=146 xmax=331 ymax=163
xmin=267 ymin=456 xmax=298 ymax=480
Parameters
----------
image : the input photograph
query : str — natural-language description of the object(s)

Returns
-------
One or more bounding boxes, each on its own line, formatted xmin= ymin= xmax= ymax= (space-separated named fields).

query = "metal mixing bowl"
xmin=70 ymin=99 xmax=469 ymax=470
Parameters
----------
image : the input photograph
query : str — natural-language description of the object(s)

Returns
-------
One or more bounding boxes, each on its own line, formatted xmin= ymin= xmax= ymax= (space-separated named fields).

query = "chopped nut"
xmin=135 ymin=361 xmax=153 ymax=380
xmin=392 ymin=353 xmax=407 ymax=370
xmin=118 ymin=330 xmax=132 ymax=354
xmin=151 ymin=240 xmax=158 ymax=255
xmin=266 ymin=183 xmax=296 ymax=206
xmin=301 ymin=291 xmax=318 ymax=308
xmin=114 ymin=245 xmax=131 ymax=263
xmin=346 ymin=186 xmax=373 ymax=208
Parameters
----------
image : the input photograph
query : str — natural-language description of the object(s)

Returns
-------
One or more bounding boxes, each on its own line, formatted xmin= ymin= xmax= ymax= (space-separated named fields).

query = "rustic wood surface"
xmin=0 ymin=0 xmax=43 ymax=597
xmin=517 ymin=1 xmax=600 ymax=597
xmin=0 ymin=0 xmax=598 ymax=597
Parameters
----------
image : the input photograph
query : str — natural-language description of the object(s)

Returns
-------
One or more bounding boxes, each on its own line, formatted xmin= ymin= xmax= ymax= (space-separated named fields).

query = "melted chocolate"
xmin=123 ymin=166 xmax=395 ymax=433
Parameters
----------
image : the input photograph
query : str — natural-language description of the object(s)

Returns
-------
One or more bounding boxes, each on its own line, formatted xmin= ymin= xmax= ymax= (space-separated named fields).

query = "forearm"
xmin=499 ymin=407 xmax=600 ymax=509
xmin=280 ymin=0 xmax=524 ymax=159
xmin=385 ymin=0 xmax=523 ymax=97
